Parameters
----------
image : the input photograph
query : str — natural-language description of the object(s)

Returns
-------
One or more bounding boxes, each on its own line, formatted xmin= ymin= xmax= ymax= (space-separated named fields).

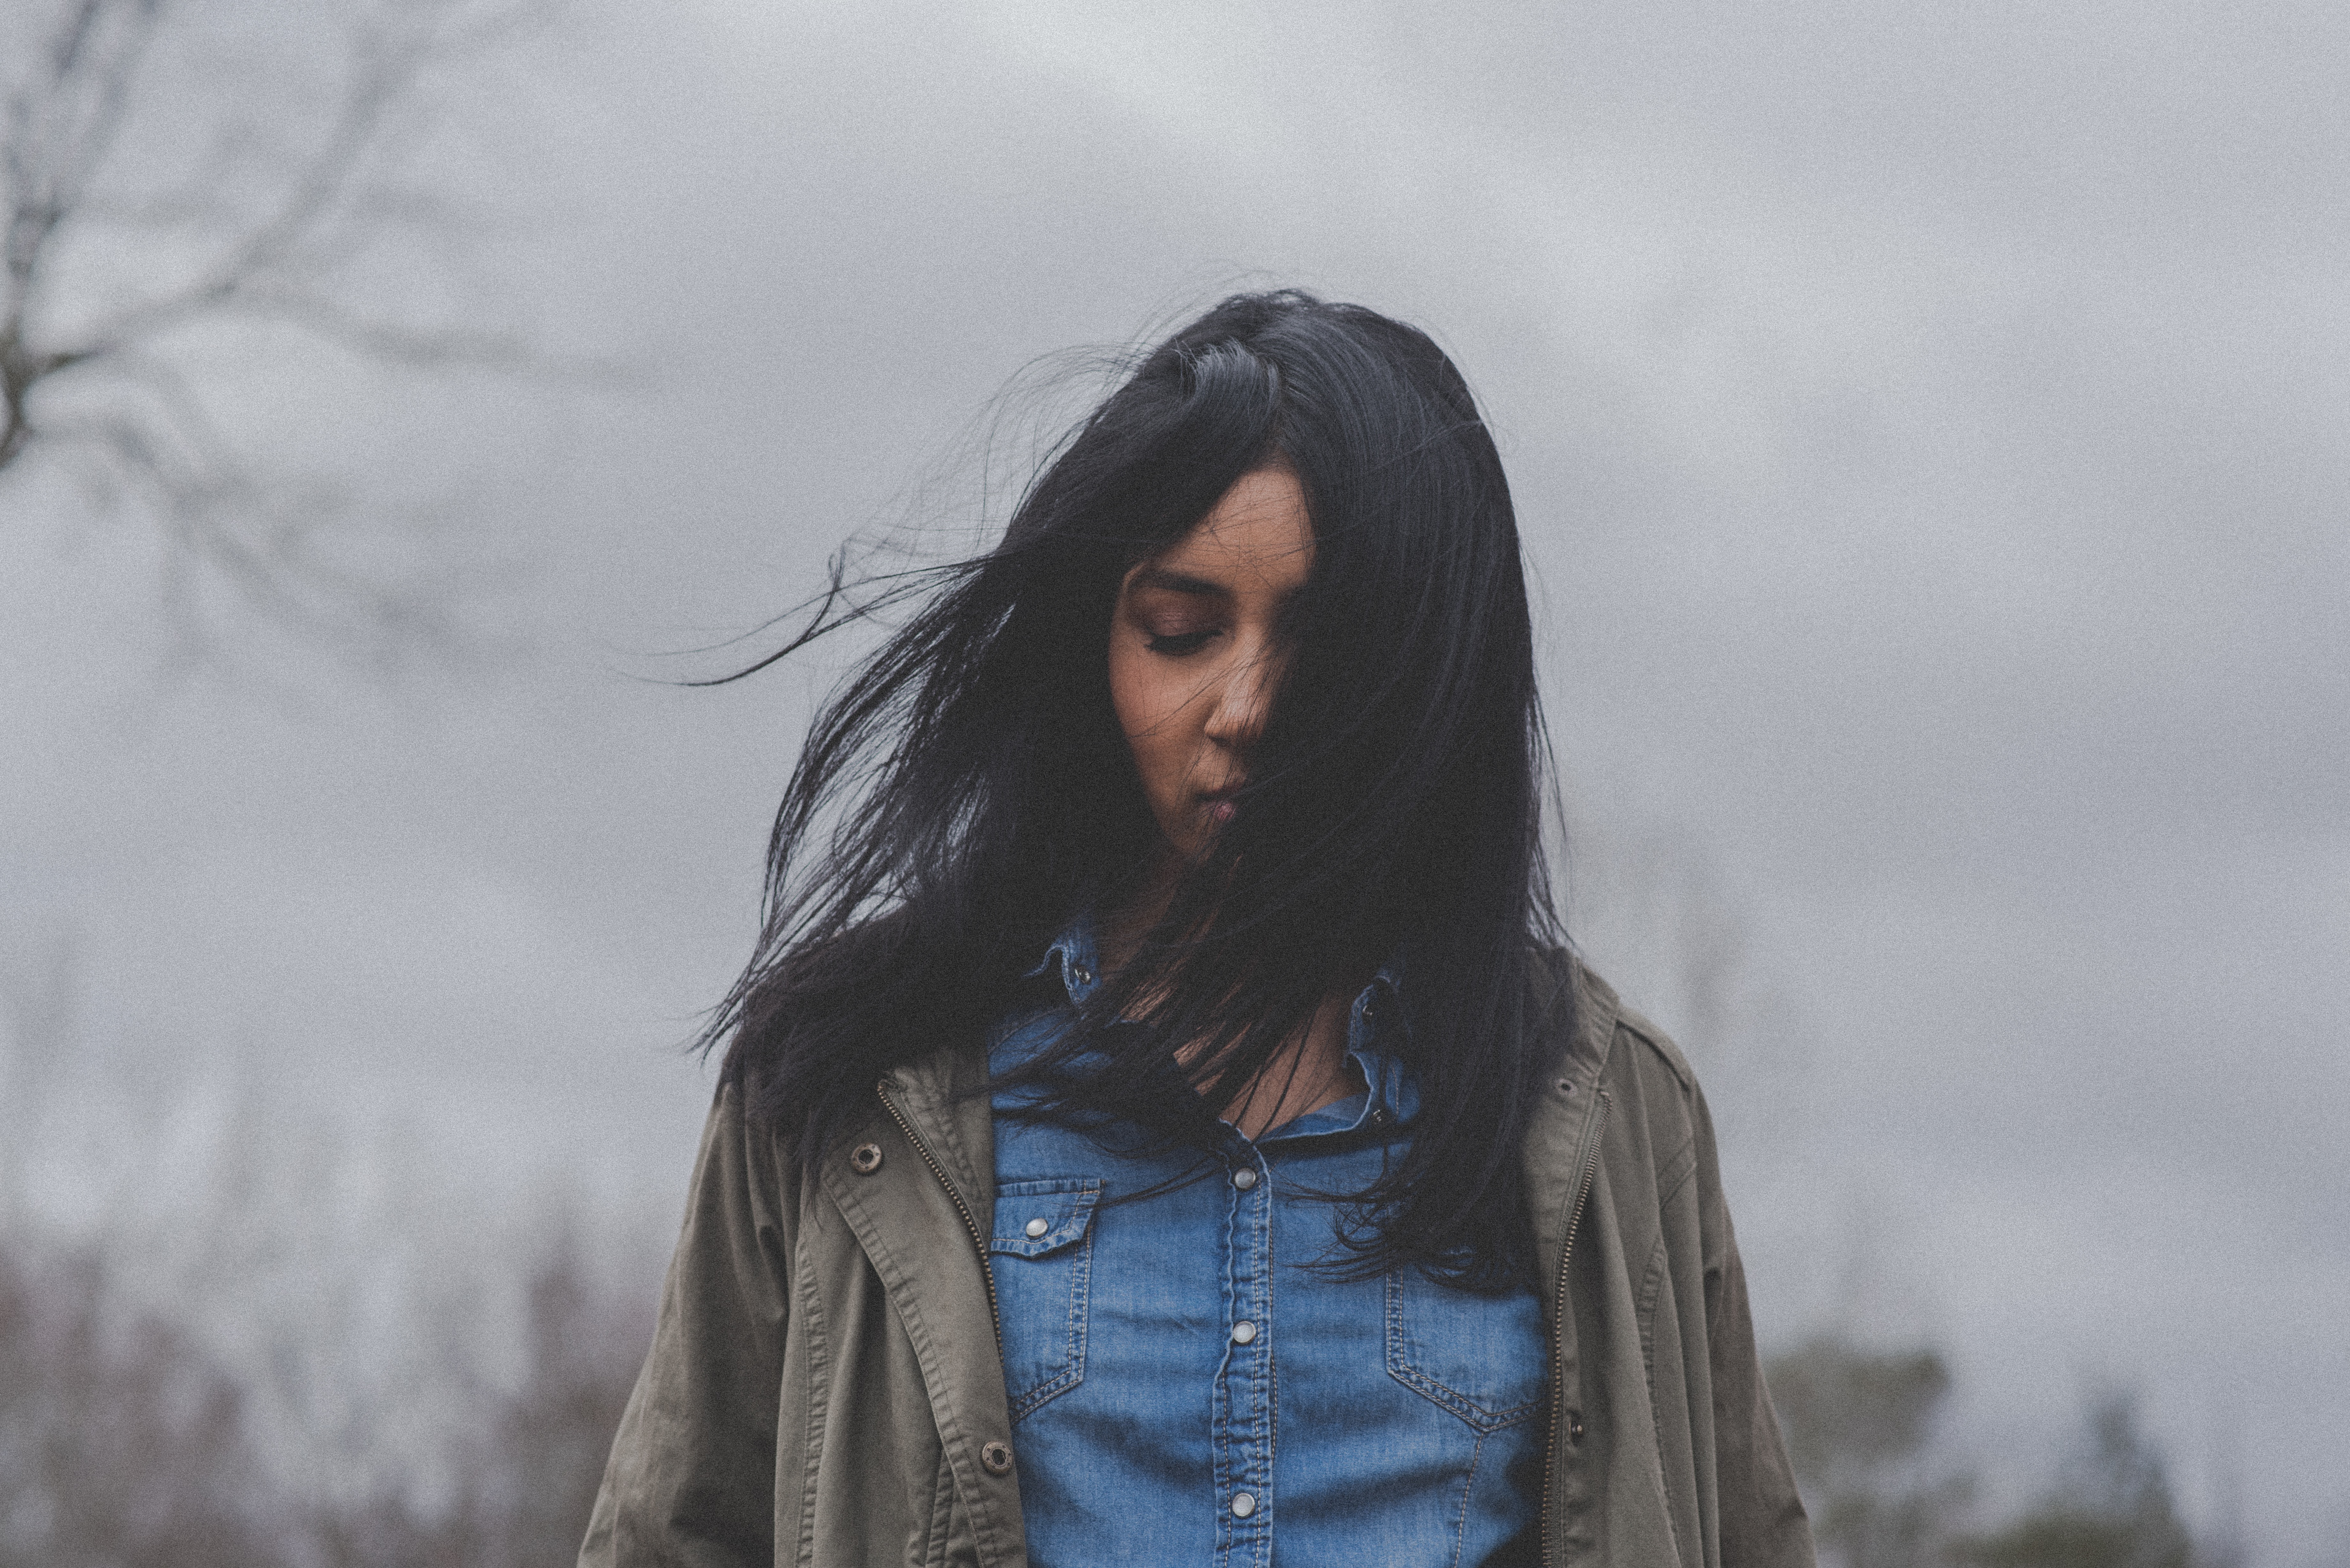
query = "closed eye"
xmin=1144 ymin=629 xmax=1218 ymax=657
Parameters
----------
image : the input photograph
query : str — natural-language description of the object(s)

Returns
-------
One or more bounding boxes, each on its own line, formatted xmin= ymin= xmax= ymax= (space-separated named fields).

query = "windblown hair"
xmin=708 ymin=290 xmax=1571 ymax=1290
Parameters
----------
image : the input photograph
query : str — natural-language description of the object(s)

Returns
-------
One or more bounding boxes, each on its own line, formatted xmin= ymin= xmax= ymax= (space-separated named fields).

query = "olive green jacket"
xmin=579 ymin=959 xmax=1815 ymax=1568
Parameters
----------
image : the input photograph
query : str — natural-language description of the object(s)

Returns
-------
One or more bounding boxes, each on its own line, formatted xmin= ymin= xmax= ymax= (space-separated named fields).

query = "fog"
xmin=3 ymin=0 xmax=2344 ymax=1560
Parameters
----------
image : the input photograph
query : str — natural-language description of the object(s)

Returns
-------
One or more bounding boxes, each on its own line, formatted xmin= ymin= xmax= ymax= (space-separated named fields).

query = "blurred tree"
xmin=2 ymin=952 xmax=652 ymax=1567
xmin=1960 ymin=1391 xmax=2199 ymax=1568
xmin=1767 ymin=1334 xmax=1976 ymax=1568
xmin=307 ymin=1230 xmax=649 ymax=1568
xmin=0 ymin=1237 xmax=292 ymax=1568
xmin=472 ymin=1229 xmax=651 ymax=1564
xmin=0 ymin=0 xmax=547 ymax=661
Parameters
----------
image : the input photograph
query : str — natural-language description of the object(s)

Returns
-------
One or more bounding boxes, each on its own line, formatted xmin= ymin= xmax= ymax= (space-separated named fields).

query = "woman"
xmin=580 ymin=292 xmax=1814 ymax=1568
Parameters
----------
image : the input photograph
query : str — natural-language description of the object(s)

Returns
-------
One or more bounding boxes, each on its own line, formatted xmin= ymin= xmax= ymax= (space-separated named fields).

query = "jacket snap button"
xmin=1566 ymin=1413 xmax=1586 ymax=1444
xmin=1558 ymin=1078 xmax=1574 ymax=1093
xmin=849 ymin=1143 xmax=883 ymax=1175
xmin=981 ymin=1440 xmax=1014 ymax=1475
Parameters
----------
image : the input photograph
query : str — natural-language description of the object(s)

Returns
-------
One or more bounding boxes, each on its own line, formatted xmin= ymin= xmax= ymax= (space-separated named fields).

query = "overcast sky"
xmin=4 ymin=0 xmax=2346 ymax=1557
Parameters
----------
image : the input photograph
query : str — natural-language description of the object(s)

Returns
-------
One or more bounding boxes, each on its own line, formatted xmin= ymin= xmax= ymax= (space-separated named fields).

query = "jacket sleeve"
xmin=1694 ymin=1087 xmax=1818 ymax=1568
xmin=579 ymin=1083 xmax=794 ymax=1568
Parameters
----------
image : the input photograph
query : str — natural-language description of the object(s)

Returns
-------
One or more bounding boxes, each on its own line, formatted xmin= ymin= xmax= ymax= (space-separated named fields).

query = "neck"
xmin=1097 ymin=847 xmax=1368 ymax=1141
xmin=1096 ymin=842 xmax=1183 ymax=973
xmin=1207 ymin=992 xmax=1363 ymax=1140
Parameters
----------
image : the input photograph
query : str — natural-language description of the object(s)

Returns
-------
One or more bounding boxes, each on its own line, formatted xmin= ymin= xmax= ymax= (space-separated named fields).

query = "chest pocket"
xmin=1384 ymin=1269 xmax=1547 ymax=1432
xmin=989 ymin=1178 xmax=1101 ymax=1421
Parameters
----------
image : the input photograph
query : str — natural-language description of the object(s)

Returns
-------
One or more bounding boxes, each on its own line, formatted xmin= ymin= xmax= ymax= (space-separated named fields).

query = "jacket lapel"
xmin=1522 ymin=954 xmax=1622 ymax=1306
xmin=820 ymin=1046 xmax=1020 ymax=1565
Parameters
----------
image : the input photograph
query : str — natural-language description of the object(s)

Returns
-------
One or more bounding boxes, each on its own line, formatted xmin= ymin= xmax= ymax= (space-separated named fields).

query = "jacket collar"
xmin=882 ymin=1027 xmax=997 ymax=1219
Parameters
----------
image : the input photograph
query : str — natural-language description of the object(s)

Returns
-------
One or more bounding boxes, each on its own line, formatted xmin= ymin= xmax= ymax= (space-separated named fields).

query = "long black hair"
xmin=707 ymin=290 xmax=1570 ymax=1290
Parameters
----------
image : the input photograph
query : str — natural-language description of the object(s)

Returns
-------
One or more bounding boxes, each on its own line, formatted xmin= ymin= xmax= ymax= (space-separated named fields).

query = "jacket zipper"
xmin=876 ymin=1081 xmax=1003 ymax=1347
xmin=1538 ymin=1089 xmax=1610 ymax=1567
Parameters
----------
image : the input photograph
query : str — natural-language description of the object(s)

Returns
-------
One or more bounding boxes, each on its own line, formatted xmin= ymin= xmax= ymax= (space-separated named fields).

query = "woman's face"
xmin=1108 ymin=466 xmax=1313 ymax=863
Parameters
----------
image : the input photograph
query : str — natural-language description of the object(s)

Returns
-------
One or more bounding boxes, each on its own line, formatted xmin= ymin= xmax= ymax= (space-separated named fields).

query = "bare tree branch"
xmin=219 ymin=286 xmax=542 ymax=371
xmin=4 ymin=1 xmax=167 ymax=315
xmin=0 ymin=0 xmax=559 ymax=668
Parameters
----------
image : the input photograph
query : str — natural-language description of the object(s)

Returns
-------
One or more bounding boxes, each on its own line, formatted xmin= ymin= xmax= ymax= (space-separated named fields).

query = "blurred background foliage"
xmin=1770 ymin=1333 xmax=2233 ymax=1568
xmin=0 ymin=1222 xmax=646 ymax=1568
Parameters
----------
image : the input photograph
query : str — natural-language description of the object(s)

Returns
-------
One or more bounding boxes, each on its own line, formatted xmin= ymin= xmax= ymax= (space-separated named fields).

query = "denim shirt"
xmin=988 ymin=924 xmax=1547 ymax=1568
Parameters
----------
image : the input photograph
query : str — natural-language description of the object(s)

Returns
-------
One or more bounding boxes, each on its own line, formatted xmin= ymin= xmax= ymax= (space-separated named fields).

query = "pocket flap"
xmin=991 ymin=1178 xmax=1101 ymax=1258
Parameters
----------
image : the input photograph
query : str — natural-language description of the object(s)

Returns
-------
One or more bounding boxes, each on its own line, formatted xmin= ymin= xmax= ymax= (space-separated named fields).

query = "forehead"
xmin=1136 ymin=468 xmax=1314 ymax=596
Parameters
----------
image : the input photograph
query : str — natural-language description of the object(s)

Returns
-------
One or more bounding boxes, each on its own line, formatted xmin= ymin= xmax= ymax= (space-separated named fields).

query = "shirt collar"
xmin=1027 ymin=919 xmax=1105 ymax=1003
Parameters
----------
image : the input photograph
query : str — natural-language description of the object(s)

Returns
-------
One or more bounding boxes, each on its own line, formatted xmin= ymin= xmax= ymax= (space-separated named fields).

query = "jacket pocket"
xmin=990 ymin=1178 xmax=1101 ymax=1420
xmin=1384 ymin=1269 xmax=1547 ymax=1432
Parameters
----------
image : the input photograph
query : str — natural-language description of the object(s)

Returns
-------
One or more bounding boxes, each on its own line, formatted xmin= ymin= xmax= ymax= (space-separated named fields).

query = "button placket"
xmin=1215 ymin=1147 xmax=1274 ymax=1560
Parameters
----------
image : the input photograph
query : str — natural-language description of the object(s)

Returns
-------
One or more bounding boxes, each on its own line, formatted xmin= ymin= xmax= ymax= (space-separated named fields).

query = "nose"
xmin=1202 ymin=645 xmax=1278 ymax=749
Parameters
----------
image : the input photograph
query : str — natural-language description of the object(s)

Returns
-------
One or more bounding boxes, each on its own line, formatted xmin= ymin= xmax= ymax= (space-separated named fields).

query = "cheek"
xmin=1106 ymin=639 xmax=1185 ymax=781
xmin=1105 ymin=637 xmax=1144 ymax=743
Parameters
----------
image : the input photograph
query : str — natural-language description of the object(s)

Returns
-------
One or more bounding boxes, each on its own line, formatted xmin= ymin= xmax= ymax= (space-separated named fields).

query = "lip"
xmin=1196 ymin=781 xmax=1242 ymax=822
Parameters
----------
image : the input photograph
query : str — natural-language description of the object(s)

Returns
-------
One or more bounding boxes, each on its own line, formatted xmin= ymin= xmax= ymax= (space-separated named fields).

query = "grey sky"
xmin=4 ymin=0 xmax=2345 ymax=1556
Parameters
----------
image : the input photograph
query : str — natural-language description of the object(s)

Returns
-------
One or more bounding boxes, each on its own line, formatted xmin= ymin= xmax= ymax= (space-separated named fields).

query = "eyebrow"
xmin=1127 ymin=565 xmax=1232 ymax=599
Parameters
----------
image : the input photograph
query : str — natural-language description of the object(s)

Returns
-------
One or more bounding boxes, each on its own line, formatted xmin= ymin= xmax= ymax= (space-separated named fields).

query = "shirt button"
xmin=1024 ymin=1217 xmax=1049 ymax=1238
xmin=1070 ymin=962 xmax=1094 ymax=985
xmin=1232 ymin=1321 xmax=1257 ymax=1344
xmin=1231 ymin=1167 xmax=1258 ymax=1190
xmin=1230 ymin=1492 xmax=1256 ymax=1518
